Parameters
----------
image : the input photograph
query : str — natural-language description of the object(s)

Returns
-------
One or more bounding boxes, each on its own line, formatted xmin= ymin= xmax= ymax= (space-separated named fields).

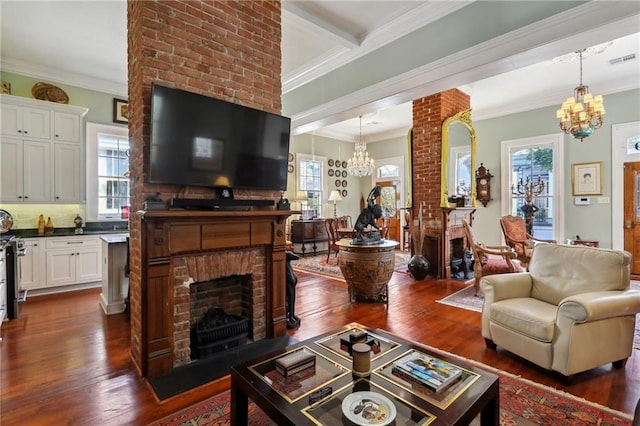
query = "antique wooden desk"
xmin=231 ymin=323 xmax=499 ymax=425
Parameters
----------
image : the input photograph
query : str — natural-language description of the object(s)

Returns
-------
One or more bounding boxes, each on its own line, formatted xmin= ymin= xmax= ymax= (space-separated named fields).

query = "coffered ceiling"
xmin=1 ymin=1 xmax=638 ymax=142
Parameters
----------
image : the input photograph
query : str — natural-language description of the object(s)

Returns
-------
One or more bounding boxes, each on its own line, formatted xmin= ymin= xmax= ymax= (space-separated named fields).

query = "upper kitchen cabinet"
xmin=1 ymin=102 xmax=50 ymax=139
xmin=0 ymin=94 xmax=88 ymax=203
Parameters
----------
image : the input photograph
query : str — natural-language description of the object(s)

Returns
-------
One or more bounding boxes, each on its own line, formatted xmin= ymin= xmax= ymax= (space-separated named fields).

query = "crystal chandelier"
xmin=556 ymin=49 xmax=605 ymax=141
xmin=347 ymin=116 xmax=375 ymax=177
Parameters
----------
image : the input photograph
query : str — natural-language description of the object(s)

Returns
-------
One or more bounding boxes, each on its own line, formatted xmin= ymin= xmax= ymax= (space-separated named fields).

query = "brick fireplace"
xmin=126 ymin=1 xmax=285 ymax=379
xmin=134 ymin=210 xmax=290 ymax=378
xmin=173 ymin=248 xmax=267 ymax=367
xmin=411 ymin=89 xmax=474 ymax=278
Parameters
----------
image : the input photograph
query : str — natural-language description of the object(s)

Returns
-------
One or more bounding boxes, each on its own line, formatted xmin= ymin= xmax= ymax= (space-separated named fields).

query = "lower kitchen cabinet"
xmin=45 ymin=237 xmax=102 ymax=287
xmin=17 ymin=238 xmax=44 ymax=291
xmin=18 ymin=236 xmax=102 ymax=291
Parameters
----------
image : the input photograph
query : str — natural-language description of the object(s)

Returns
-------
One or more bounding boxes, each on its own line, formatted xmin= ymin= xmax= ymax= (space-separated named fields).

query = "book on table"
xmin=391 ymin=351 xmax=463 ymax=393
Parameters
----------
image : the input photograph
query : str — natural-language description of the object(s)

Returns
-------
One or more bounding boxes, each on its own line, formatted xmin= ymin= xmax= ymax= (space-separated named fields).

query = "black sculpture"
xmin=353 ymin=186 xmax=384 ymax=243
xmin=285 ymin=251 xmax=301 ymax=329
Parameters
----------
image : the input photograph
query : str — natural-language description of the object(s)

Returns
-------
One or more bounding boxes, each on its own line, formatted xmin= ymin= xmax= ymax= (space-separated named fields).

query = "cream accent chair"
xmin=481 ymin=243 xmax=640 ymax=377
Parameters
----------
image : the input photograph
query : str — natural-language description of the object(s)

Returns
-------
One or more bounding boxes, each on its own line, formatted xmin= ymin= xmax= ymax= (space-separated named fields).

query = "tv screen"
xmin=149 ymin=83 xmax=291 ymax=191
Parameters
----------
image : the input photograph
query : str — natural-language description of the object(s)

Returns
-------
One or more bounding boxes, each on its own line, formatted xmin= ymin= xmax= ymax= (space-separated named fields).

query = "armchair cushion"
xmin=490 ymin=298 xmax=556 ymax=342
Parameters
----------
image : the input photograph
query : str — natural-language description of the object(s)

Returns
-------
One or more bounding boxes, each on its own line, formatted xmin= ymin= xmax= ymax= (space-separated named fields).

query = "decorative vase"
xmin=408 ymin=254 xmax=430 ymax=280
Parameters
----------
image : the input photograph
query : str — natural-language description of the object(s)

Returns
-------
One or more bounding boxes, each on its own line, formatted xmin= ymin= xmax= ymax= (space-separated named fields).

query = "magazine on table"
xmin=391 ymin=351 xmax=463 ymax=393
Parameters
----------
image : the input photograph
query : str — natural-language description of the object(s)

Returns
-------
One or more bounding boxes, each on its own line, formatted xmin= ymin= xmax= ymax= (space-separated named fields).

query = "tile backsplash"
xmin=0 ymin=204 xmax=87 ymax=229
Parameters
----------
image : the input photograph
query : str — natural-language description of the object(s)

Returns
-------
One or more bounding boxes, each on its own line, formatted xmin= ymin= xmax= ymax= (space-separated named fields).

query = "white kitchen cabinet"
xmin=53 ymin=142 xmax=82 ymax=203
xmin=18 ymin=239 xmax=44 ymax=291
xmin=53 ymin=111 xmax=81 ymax=142
xmin=0 ymin=138 xmax=51 ymax=203
xmin=0 ymin=94 xmax=87 ymax=203
xmin=45 ymin=237 xmax=102 ymax=287
xmin=1 ymin=102 xmax=51 ymax=140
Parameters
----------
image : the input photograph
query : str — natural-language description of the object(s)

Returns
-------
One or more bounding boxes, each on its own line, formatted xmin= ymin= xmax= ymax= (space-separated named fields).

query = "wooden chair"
xmin=499 ymin=215 xmax=556 ymax=269
xmin=462 ymin=219 xmax=524 ymax=295
xmin=324 ymin=218 xmax=340 ymax=263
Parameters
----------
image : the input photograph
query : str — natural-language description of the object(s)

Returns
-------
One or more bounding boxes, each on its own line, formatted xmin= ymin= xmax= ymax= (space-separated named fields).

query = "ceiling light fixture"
xmin=556 ymin=49 xmax=605 ymax=141
xmin=347 ymin=116 xmax=375 ymax=177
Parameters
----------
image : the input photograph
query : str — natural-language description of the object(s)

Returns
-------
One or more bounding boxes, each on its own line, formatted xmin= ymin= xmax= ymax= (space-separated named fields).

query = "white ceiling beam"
xmin=282 ymin=2 xmax=360 ymax=48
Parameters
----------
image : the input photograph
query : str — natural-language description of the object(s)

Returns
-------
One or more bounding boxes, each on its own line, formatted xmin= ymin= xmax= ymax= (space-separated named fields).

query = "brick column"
xmin=126 ymin=0 xmax=282 ymax=375
xmin=411 ymin=89 xmax=470 ymax=275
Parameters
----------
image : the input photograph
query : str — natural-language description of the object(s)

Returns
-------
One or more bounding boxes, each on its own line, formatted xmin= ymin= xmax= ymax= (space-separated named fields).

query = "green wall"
xmin=1 ymin=71 xmax=127 ymax=128
xmin=290 ymin=89 xmax=639 ymax=248
xmin=473 ymin=88 xmax=640 ymax=247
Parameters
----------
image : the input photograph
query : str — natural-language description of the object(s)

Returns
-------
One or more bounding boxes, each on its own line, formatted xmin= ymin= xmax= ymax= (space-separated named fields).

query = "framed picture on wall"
xmin=571 ymin=161 xmax=603 ymax=195
xmin=113 ymin=98 xmax=129 ymax=124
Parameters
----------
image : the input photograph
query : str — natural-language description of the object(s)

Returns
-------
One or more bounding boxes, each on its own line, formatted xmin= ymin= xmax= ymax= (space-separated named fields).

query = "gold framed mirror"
xmin=440 ymin=109 xmax=476 ymax=208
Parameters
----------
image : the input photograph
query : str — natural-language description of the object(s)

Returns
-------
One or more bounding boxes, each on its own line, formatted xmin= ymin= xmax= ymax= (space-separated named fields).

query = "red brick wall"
xmin=173 ymin=248 xmax=266 ymax=367
xmin=411 ymin=89 xmax=470 ymax=229
xmin=127 ymin=1 xmax=282 ymax=373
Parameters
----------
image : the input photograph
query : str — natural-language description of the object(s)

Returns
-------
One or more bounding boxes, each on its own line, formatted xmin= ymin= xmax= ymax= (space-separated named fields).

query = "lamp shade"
xmin=328 ymin=190 xmax=342 ymax=202
xmin=295 ymin=191 xmax=309 ymax=201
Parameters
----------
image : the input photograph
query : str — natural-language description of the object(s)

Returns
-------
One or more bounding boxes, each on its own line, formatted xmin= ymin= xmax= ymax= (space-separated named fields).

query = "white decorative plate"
xmin=341 ymin=391 xmax=396 ymax=425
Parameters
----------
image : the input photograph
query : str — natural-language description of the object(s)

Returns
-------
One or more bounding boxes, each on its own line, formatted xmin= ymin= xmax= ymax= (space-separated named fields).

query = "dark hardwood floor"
xmin=1 ymin=266 xmax=638 ymax=425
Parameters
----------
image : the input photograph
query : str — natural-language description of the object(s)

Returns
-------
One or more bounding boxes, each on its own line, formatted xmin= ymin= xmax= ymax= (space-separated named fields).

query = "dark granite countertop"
xmin=4 ymin=227 xmax=129 ymax=239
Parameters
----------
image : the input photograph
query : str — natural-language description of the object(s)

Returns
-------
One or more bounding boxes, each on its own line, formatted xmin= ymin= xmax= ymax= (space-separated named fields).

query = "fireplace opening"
xmin=191 ymin=307 xmax=249 ymax=359
xmin=188 ymin=274 xmax=255 ymax=362
xmin=450 ymin=237 xmax=474 ymax=279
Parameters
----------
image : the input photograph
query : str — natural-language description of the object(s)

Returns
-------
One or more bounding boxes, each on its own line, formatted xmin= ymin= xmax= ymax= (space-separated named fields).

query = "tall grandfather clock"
xmin=475 ymin=163 xmax=493 ymax=207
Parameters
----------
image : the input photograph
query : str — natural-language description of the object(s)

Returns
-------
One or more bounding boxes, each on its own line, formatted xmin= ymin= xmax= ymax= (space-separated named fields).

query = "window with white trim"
xmin=298 ymin=154 xmax=323 ymax=219
xmin=98 ymin=134 xmax=130 ymax=219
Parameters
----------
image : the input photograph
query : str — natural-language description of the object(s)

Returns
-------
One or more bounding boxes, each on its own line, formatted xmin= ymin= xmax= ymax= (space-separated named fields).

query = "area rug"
xmin=292 ymin=251 xmax=410 ymax=280
xmin=150 ymin=353 xmax=633 ymax=426
xmin=438 ymin=281 xmax=640 ymax=350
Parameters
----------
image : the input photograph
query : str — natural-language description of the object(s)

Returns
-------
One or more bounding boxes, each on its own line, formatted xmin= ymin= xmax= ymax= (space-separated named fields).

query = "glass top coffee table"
xmin=231 ymin=323 xmax=499 ymax=425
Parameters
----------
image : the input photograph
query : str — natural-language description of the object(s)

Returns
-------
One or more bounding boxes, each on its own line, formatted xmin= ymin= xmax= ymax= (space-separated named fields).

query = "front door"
xmin=376 ymin=180 xmax=400 ymax=242
xmin=623 ymin=161 xmax=640 ymax=276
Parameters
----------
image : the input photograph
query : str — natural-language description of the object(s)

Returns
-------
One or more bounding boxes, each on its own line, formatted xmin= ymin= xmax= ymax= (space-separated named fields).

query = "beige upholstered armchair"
xmin=481 ymin=243 xmax=640 ymax=377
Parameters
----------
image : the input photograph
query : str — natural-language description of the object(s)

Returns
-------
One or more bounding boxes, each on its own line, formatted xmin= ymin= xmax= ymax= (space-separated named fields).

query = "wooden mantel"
xmin=137 ymin=209 xmax=293 ymax=378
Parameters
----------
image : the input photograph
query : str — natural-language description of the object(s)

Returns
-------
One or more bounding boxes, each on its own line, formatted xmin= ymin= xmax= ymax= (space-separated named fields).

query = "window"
xmin=377 ymin=164 xmax=400 ymax=179
xmin=98 ymin=134 xmax=130 ymax=219
xmin=85 ymin=123 xmax=129 ymax=221
xmin=501 ymin=134 xmax=564 ymax=241
xmin=298 ymin=154 xmax=323 ymax=219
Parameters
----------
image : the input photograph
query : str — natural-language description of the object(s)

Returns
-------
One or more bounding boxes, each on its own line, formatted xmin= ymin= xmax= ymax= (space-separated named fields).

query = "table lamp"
xmin=328 ymin=190 xmax=342 ymax=219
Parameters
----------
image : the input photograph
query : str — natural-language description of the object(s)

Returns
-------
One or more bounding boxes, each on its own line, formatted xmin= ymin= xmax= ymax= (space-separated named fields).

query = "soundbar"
xmin=170 ymin=198 xmax=274 ymax=210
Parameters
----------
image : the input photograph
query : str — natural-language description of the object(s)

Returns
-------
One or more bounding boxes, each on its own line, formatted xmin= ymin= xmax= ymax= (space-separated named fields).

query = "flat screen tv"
xmin=149 ymin=83 xmax=291 ymax=191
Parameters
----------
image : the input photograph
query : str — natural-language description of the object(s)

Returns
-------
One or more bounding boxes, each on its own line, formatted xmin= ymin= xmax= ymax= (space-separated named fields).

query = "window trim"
xmin=500 ymin=133 xmax=564 ymax=242
xmin=85 ymin=122 xmax=129 ymax=222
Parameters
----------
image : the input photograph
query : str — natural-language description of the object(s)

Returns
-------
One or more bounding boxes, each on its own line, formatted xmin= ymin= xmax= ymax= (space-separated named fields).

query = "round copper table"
xmin=336 ymin=239 xmax=399 ymax=304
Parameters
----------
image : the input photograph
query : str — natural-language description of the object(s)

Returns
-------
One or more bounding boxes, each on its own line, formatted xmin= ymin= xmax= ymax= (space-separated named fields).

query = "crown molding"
xmin=1 ymin=57 xmax=127 ymax=97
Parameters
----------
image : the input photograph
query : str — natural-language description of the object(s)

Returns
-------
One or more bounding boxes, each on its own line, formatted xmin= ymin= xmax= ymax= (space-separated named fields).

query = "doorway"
xmin=376 ymin=180 xmax=401 ymax=242
xmin=623 ymin=162 xmax=640 ymax=275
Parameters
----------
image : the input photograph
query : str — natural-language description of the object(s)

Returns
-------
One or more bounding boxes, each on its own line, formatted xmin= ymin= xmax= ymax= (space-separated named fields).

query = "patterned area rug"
xmin=292 ymin=251 xmax=410 ymax=280
xmin=150 ymin=350 xmax=633 ymax=426
xmin=437 ymin=281 xmax=640 ymax=350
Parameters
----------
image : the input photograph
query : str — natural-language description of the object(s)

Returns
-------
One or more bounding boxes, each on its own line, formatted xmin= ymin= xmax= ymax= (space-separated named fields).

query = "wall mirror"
xmin=441 ymin=109 xmax=476 ymax=208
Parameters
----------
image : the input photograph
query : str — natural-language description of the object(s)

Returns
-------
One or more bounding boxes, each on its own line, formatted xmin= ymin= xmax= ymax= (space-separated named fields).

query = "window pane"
xmin=510 ymin=147 xmax=554 ymax=239
xmin=97 ymin=134 xmax=130 ymax=218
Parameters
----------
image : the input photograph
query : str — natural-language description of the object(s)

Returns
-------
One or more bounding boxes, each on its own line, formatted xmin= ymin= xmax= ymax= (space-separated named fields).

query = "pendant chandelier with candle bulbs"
xmin=556 ymin=48 xmax=605 ymax=141
xmin=347 ymin=116 xmax=375 ymax=177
